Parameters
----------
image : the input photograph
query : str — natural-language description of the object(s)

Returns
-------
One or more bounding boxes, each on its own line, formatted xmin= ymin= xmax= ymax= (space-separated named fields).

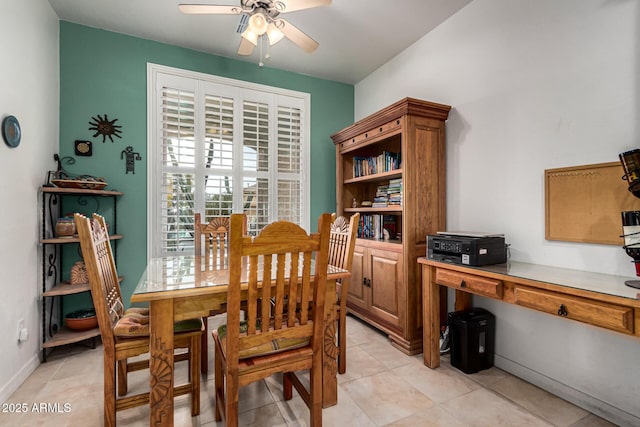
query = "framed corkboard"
xmin=545 ymin=162 xmax=640 ymax=245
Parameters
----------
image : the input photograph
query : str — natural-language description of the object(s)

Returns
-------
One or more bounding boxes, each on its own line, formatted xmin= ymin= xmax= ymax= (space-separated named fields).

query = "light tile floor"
xmin=1 ymin=316 xmax=617 ymax=426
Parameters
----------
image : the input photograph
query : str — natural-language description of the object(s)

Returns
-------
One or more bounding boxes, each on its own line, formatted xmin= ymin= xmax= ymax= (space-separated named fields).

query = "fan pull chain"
xmin=259 ymin=36 xmax=264 ymax=68
xmin=257 ymin=34 xmax=272 ymax=68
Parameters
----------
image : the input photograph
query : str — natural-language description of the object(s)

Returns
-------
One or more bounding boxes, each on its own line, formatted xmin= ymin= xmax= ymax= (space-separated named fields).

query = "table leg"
xmin=422 ymin=265 xmax=441 ymax=368
xmin=149 ymin=299 xmax=175 ymax=426
xmin=322 ymin=280 xmax=338 ymax=408
xmin=455 ymin=289 xmax=472 ymax=312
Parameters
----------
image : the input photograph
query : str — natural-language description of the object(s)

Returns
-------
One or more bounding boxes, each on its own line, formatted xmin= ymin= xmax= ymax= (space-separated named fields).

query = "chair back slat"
xmin=286 ymin=254 xmax=300 ymax=328
xmin=246 ymin=254 xmax=259 ymax=335
xmin=260 ymin=254 xmax=273 ymax=333
xmin=226 ymin=213 xmax=331 ymax=367
xmin=273 ymin=253 xmax=286 ymax=330
xmin=299 ymin=254 xmax=312 ymax=325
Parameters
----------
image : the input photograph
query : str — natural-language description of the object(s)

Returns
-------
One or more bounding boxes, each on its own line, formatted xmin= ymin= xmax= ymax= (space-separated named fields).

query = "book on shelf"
xmin=388 ymin=177 xmax=402 ymax=189
xmin=357 ymin=214 xmax=399 ymax=240
xmin=372 ymin=184 xmax=389 ymax=207
xmin=353 ymin=151 xmax=401 ymax=178
xmin=387 ymin=178 xmax=403 ymax=206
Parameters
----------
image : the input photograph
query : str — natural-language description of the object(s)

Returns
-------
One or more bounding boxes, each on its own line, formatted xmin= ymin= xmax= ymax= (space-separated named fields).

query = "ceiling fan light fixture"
xmin=267 ymin=22 xmax=284 ymax=45
xmin=179 ymin=1 xmax=330 ymax=64
xmin=248 ymin=11 xmax=268 ymax=35
xmin=241 ymin=28 xmax=258 ymax=45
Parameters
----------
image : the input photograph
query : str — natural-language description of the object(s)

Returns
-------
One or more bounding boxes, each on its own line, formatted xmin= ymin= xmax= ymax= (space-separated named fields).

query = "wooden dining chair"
xmin=194 ymin=213 xmax=232 ymax=270
xmin=213 ymin=213 xmax=332 ymax=427
xmin=74 ymin=213 xmax=203 ymax=427
xmin=194 ymin=213 xmax=246 ymax=374
xmin=329 ymin=213 xmax=359 ymax=374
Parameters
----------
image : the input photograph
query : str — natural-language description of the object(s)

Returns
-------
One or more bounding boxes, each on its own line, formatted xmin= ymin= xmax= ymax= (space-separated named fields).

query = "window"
xmin=148 ymin=64 xmax=310 ymax=258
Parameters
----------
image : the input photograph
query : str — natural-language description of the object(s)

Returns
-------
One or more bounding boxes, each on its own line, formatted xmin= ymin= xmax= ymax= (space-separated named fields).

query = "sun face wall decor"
xmin=88 ymin=114 xmax=122 ymax=142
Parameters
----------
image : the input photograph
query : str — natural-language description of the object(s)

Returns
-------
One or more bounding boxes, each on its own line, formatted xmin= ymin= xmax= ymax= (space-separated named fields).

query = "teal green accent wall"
xmin=59 ymin=21 xmax=353 ymax=309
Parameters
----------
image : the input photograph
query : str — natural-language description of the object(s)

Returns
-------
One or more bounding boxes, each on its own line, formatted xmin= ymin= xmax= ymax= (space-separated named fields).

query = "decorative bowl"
xmin=65 ymin=308 xmax=98 ymax=331
xmin=51 ymin=178 xmax=107 ymax=190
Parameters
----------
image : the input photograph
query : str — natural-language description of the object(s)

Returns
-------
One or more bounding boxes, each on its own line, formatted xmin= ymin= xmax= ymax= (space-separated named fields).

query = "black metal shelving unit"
xmin=40 ymin=186 xmax=123 ymax=362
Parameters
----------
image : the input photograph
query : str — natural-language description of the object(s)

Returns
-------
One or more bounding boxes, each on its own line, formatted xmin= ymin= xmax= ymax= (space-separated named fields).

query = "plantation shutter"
xmin=276 ymin=104 xmax=302 ymax=224
xmin=242 ymin=100 xmax=271 ymax=234
xmin=149 ymin=65 xmax=309 ymax=258
xmin=160 ymin=86 xmax=196 ymax=255
xmin=203 ymin=94 xmax=235 ymax=221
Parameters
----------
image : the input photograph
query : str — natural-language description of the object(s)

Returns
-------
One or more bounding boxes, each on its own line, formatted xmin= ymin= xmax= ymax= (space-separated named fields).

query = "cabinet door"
xmin=347 ymin=245 xmax=369 ymax=311
xmin=368 ymin=248 xmax=402 ymax=327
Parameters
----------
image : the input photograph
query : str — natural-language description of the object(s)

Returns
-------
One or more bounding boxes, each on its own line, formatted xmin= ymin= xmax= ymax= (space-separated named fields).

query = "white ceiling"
xmin=47 ymin=0 xmax=472 ymax=84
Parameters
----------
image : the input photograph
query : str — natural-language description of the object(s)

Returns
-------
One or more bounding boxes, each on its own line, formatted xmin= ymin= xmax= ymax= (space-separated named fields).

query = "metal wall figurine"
xmin=121 ymin=146 xmax=141 ymax=174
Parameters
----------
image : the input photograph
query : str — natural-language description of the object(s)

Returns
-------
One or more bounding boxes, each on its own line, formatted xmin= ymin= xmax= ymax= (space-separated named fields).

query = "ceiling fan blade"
xmin=277 ymin=0 xmax=332 ymax=13
xmin=279 ymin=19 xmax=319 ymax=53
xmin=237 ymin=37 xmax=256 ymax=55
xmin=179 ymin=4 xmax=244 ymax=15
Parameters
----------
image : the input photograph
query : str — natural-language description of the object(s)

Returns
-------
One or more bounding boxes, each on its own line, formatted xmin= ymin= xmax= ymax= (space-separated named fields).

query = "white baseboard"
xmin=495 ymin=355 xmax=640 ymax=427
xmin=0 ymin=355 xmax=40 ymax=404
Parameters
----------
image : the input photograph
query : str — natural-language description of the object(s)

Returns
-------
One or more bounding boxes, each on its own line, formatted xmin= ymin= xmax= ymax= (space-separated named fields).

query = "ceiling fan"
xmin=179 ymin=0 xmax=331 ymax=57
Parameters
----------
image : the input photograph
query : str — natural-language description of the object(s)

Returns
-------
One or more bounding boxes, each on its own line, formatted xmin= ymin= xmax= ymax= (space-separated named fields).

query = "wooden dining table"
xmin=131 ymin=255 xmax=350 ymax=427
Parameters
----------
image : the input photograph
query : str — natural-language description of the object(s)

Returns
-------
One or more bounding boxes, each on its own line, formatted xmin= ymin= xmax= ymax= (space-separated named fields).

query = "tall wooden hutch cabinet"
xmin=331 ymin=97 xmax=450 ymax=354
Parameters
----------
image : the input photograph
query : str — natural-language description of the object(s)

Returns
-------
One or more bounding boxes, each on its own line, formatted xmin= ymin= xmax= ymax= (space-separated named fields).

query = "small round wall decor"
xmin=2 ymin=115 xmax=21 ymax=148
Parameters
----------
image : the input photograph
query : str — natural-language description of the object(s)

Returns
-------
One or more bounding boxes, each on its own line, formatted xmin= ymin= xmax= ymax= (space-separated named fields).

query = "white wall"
xmin=356 ymin=0 xmax=640 ymax=424
xmin=0 ymin=3 xmax=59 ymax=402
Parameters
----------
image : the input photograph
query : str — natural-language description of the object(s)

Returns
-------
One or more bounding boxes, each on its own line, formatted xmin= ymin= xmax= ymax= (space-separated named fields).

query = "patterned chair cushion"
xmin=114 ymin=307 xmax=202 ymax=337
xmin=217 ymin=321 xmax=309 ymax=359
xmin=126 ymin=307 xmax=150 ymax=316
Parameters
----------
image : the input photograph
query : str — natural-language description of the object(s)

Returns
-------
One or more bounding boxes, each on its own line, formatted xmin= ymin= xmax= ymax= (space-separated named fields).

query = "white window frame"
xmin=146 ymin=63 xmax=311 ymax=260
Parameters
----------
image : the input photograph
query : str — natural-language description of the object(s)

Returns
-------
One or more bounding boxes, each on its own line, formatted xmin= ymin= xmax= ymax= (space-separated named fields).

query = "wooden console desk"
xmin=418 ymin=257 xmax=640 ymax=368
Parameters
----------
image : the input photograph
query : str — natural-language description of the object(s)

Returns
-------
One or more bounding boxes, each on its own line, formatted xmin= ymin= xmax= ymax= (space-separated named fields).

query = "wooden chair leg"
xmin=309 ymin=360 xmax=323 ymax=427
xmin=225 ymin=373 xmax=239 ymax=427
xmin=283 ymin=372 xmax=293 ymax=400
xmin=117 ymin=359 xmax=127 ymax=396
xmin=284 ymin=368 xmax=319 ymax=425
xmin=190 ymin=335 xmax=201 ymax=416
xmin=214 ymin=340 xmax=223 ymax=422
xmin=201 ymin=317 xmax=209 ymax=375
xmin=338 ymin=310 xmax=347 ymax=374
xmin=104 ymin=352 xmax=116 ymax=427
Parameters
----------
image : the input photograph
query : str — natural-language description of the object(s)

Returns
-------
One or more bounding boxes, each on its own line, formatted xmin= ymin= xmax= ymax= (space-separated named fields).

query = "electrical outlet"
xmin=18 ymin=319 xmax=28 ymax=343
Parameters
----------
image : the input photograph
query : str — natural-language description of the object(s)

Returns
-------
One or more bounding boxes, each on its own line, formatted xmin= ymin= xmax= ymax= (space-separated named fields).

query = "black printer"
xmin=427 ymin=231 xmax=507 ymax=266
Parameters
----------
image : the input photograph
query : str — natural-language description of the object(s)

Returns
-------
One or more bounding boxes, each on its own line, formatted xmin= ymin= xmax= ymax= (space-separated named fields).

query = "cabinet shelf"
xmin=41 ymin=234 xmax=123 ymax=245
xmin=355 ymin=237 xmax=403 ymax=248
xmin=43 ymin=276 xmax=124 ymax=297
xmin=43 ymin=282 xmax=90 ymax=296
xmin=42 ymin=186 xmax=123 ymax=196
xmin=345 ymin=207 xmax=402 ymax=213
xmin=42 ymin=326 xmax=100 ymax=348
xmin=344 ymin=169 xmax=403 ymax=184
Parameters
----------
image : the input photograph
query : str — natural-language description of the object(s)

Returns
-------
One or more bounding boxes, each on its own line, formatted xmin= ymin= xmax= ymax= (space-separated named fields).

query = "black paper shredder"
xmin=448 ymin=308 xmax=495 ymax=374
